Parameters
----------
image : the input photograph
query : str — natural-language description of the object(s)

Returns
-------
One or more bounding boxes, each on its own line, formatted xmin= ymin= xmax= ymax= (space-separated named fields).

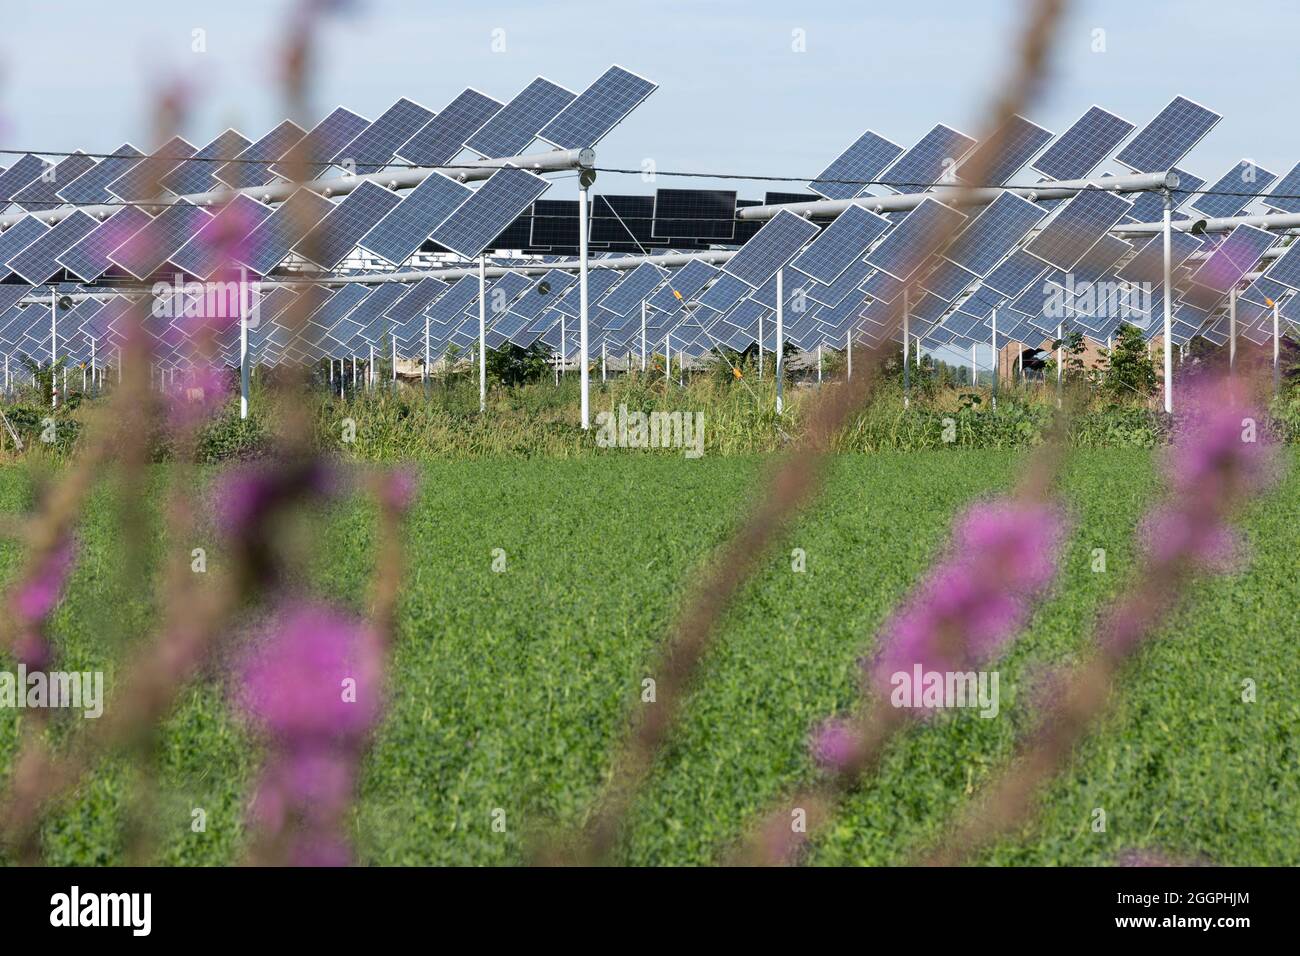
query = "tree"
xmin=1102 ymin=323 xmax=1157 ymax=398
xmin=485 ymin=343 xmax=550 ymax=387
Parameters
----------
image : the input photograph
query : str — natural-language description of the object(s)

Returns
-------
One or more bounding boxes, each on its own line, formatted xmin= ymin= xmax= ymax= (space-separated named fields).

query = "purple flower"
xmin=211 ymin=461 xmax=340 ymax=537
xmin=12 ymin=535 xmax=77 ymax=626
xmin=379 ymin=467 xmax=419 ymax=513
xmin=808 ymin=717 xmax=858 ymax=771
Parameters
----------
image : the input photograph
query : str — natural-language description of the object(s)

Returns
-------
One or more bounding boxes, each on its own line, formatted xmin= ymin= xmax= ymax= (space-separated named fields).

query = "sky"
xmin=5 ymin=0 xmax=1299 ymax=204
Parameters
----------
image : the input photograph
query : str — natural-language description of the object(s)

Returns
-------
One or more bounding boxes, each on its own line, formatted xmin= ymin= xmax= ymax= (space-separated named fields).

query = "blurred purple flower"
xmin=12 ymin=535 xmax=77 ymax=627
xmin=809 ymin=717 xmax=858 ymax=771
xmin=379 ymin=467 xmax=419 ymax=513
xmin=211 ymin=460 xmax=340 ymax=538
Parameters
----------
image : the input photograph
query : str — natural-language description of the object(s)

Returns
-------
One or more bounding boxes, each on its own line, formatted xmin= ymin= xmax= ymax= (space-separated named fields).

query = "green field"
xmin=2 ymin=447 xmax=1298 ymax=865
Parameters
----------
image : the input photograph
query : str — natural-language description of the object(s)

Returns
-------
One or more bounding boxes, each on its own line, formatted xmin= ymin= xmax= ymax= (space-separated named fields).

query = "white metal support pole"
xmin=845 ymin=329 xmax=852 ymax=380
xmin=424 ymin=315 xmax=430 ymax=383
xmin=664 ymin=331 xmax=671 ymax=383
xmin=601 ymin=341 xmax=607 ymax=382
xmin=1229 ymin=287 xmax=1237 ymax=374
xmin=817 ymin=343 xmax=823 ymax=383
xmin=561 ymin=313 xmax=566 ymax=378
xmin=775 ymin=268 xmax=785 ymax=415
xmin=351 ymin=355 xmax=357 ymax=390
xmin=640 ymin=302 xmax=647 ymax=372
xmin=1273 ymin=299 xmax=1281 ymax=394
xmin=991 ymin=308 xmax=998 ymax=410
xmin=239 ymin=295 xmax=249 ymax=419
xmin=369 ymin=343 xmax=375 ymax=389
xmin=971 ymin=342 xmax=977 ymax=387
xmin=478 ymin=254 xmax=487 ymax=413
xmin=758 ymin=310 xmax=764 ymax=380
xmin=90 ymin=338 xmax=96 ymax=397
xmin=578 ymin=183 xmax=591 ymax=430
xmin=1056 ymin=322 xmax=1063 ymax=407
xmin=902 ymin=289 xmax=910 ymax=408
xmin=49 ymin=290 xmax=57 ymax=409
xmin=392 ymin=335 xmax=398 ymax=383
xmin=679 ymin=350 xmax=684 ymax=387
xmin=1162 ymin=192 xmax=1174 ymax=414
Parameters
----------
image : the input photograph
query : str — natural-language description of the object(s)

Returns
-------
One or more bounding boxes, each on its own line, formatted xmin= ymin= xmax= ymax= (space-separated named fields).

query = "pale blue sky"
xmin=4 ymin=0 xmax=1299 ymax=203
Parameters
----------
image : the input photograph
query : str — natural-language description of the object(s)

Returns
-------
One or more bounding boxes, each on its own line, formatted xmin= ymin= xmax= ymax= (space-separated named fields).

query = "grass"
xmin=1 ymin=447 xmax=1297 ymax=865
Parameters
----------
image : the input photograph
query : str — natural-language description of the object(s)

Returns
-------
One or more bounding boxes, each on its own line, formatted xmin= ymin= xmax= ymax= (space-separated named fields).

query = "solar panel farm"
xmin=1 ymin=0 xmax=1299 ymax=904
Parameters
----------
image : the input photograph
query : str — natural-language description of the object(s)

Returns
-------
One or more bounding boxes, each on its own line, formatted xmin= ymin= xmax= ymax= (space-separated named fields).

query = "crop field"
xmin=4 ymin=446 xmax=1296 ymax=867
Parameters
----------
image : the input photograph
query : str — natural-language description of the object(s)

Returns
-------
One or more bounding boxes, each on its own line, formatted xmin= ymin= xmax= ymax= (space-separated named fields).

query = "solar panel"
xmin=360 ymin=172 xmax=471 ymax=265
xmin=650 ymin=189 xmax=737 ymax=241
xmin=0 ymin=154 xmax=54 ymax=203
xmin=293 ymin=181 xmax=402 ymax=269
xmin=878 ymin=124 xmax=976 ymax=192
xmin=1187 ymin=224 xmax=1275 ymax=295
xmin=334 ymin=98 xmax=436 ymax=174
xmin=1262 ymin=239 xmax=1300 ymax=293
xmin=309 ymin=283 xmax=372 ymax=340
xmin=861 ymin=267 xmax=906 ymax=303
xmin=722 ymin=210 xmax=820 ymax=288
xmin=538 ymin=66 xmax=656 ymax=149
xmin=108 ymin=201 xmax=213 ymax=280
xmin=168 ymin=194 xmax=274 ymax=279
xmin=597 ymin=261 xmax=668 ymax=315
xmin=384 ymin=276 xmax=449 ymax=324
xmin=510 ymin=269 xmax=578 ymax=321
xmin=107 ymin=136 xmax=196 ymax=201
xmin=1261 ymin=161 xmax=1300 ymax=215
xmin=944 ymin=191 xmax=1046 ymax=276
xmin=808 ymin=130 xmax=905 ymax=200
xmin=789 ymin=204 xmax=889 ymax=284
xmin=1191 ymin=160 xmax=1278 ymax=219
xmin=1116 ymin=230 xmax=1203 ymax=285
xmin=1031 ymin=106 xmax=1134 ymax=180
xmin=160 ymin=129 xmax=252 ymax=196
xmin=957 ymin=115 xmax=1053 ymax=185
xmin=55 ymin=206 xmax=153 ymax=281
xmin=646 ymin=260 xmax=719 ymax=310
xmin=865 ymin=198 xmax=967 ymax=281
xmin=426 ymin=276 xmax=482 ymax=325
xmin=213 ymin=120 xmax=306 ymax=189
xmin=589 ymin=194 xmax=660 ymax=247
xmin=1023 ymin=188 xmax=1132 ymax=271
xmin=0 ymin=216 xmax=50 ymax=272
xmin=271 ymin=107 xmax=371 ymax=181
xmin=554 ymin=269 xmax=622 ymax=317
xmin=428 ymin=166 xmax=550 ymax=259
xmin=467 ymin=78 xmax=577 ymax=159
xmin=11 ymin=152 xmax=98 ymax=210
xmin=6 ymin=210 xmax=98 ymax=284
xmin=1240 ymin=275 xmax=1290 ymax=308
xmin=805 ymin=258 xmax=873 ymax=308
xmin=921 ymin=259 xmax=979 ymax=301
xmin=56 ymin=143 xmax=144 ymax=205
xmin=236 ymin=187 xmax=335 ymax=275
xmin=397 ymin=89 xmax=504 ymax=166
xmin=1115 ymin=96 xmax=1221 ymax=173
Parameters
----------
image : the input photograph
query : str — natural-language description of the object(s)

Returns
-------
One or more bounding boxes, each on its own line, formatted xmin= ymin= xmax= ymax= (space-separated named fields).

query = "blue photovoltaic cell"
xmin=336 ymin=98 xmax=436 ymax=174
xmin=55 ymin=206 xmax=152 ymax=281
xmin=215 ymin=120 xmax=306 ymax=189
xmin=310 ymin=283 xmax=372 ymax=338
xmin=866 ymin=198 xmax=967 ymax=281
xmin=982 ymin=248 xmax=1047 ymax=298
xmin=384 ymin=277 xmax=449 ymax=324
xmin=1263 ymin=239 xmax=1300 ymax=293
xmin=12 ymin=152 xmax=98 ymax=210
xmin=360 ymin=172 xmax=471 ymax=265
xmin=806 ymin=258 xmax=873 ymax=307
xmin=878 ymin=124 xmax=976 ymax=192
xmin=1262 ymin=161 xmax=1300 ymax=214
xmin=0 ymin=216 xmax=50 ymax=272
xmin=271 ymin=107 xmax=371 ymax=180
xmin=1126 ymin=166 xmax=1204 ymax=222
xmin=1239 ymin=276 xmax=1289 ymax=311
xmin=1115 ymin=96 xmax=1221 ymax=173
xmin=1073 ymin=232 xmax=1130 ymax=275
xmin=429 ymin=167 xmax=550 ymax=259
xmin=696 ymin=272 xmax=753 ymax=312
xmin=1191 ymin=161 xmax=1278 ymax=219
xmin=237 ymin=188 xmax=334 ymax=275
xmin=789 ymin=204 xmax=890 ymax=284
xmin=426 ymin=276 xmax=482 ymax=325
xmin=944 ymin=191 xmax=1046 ymax=276
xmin=0 ymin=287 xmax=29 ymax=318
xmin=808 ymin=130 xmax=904 ymax=201
xmin=160 ymin=129 xmax=252 ymax=196
xmin=510 ymin=270 xmax=577 ymax=321
xmin=957 ymin=115 xmax=1053 ymax=185
xmin=57 ymin=143 xmax=144 ymax=205
xmin=1031 ymin=106 xmax=1134 ymax=180
xmin=554 ymin=269 xmax=622 ymax=317
xmin=107 ymin=136 xmax=196 ymax=201
xmin=168 ymin=195 xmax=273 ymax=279
xmin=467 ymin=78 xmax=576 ymax=159
xmin=0 ymin=154 xmax=53 ymax=203
xmin=1023 ymin=188 xmax=1132 ymax=271
xmin=1188 ymin=224 xmax=1275 ymax=294
xmin=293 ymin=181 xmax=402 ymax=269
xmin=921 ymin=259 xmax=978 ymax=301
xmin=598 ymin=261 xmax=667 ymax=315
xmin=108 ymin=201 xmax=213 ymax=279
xmin=647 ymin=260 xmax=718 ymax=310
xmin=538 ymin=66 xmax=657 ymax=149
xmin=1117 ymin=230 xmax=1202 ymax=285
xmin=397 ymin=89 xmax=504 ymax=166
xmin=6 ymin=210 xmax=98 ymax=284
xmin=722 ymin=210 xmax=820 ymax=288
xmin=861 ymin=267 xmax=905 ymax=303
